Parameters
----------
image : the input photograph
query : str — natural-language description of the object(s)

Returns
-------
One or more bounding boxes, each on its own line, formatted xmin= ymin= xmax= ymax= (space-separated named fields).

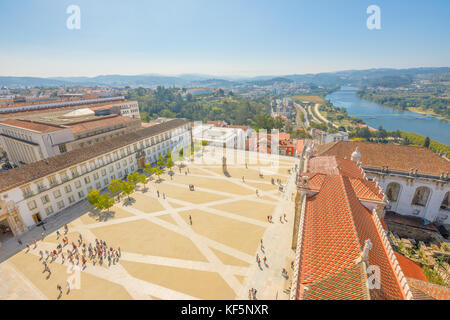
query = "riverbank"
xmin=407 ymin=107 xmax=450 ymax=122
xmin=326 ymin=87 xmax=450 ymax=145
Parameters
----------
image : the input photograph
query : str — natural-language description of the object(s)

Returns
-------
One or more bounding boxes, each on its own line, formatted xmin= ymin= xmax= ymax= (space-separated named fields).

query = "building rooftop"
xmin=0 ymin=118 xmax=65 ymax=133
xmin=0 ymin=118 xmax=188 ymax=193
xmin=0 ymin=99 xmax=130 ymax=121
xmin=394 ymin=252 xmax=427 ymax=282
xmin=296 ymin=156 xmax=406 ymax=300
xmin=69 ymin=115 xmax=138 ymax=135
xmin=315 ymin=141 xmax=450 ymax=176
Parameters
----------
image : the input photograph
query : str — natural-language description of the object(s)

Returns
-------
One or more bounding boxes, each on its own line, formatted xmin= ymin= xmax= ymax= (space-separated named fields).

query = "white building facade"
xmin=0 ymin=119 xmax=191 ymax=239
xmin=350 ymin=148 xmax=450 ymax=226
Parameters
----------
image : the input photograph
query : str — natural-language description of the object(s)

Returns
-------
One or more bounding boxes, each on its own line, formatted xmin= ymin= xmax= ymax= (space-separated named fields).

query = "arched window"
xmin=441 ymin=192 xmax=449 ymax=210
xmin=411 ymin=186 xmax=431 ymax=207
xmin=386 ymin=182 xmax=401 ymax=202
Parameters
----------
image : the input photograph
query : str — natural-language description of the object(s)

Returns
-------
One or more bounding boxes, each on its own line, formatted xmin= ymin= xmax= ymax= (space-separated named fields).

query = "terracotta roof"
xmin=406 ymin=277 xmax=450 ymax=300
xmin=298 ymin=176 xmax=364 ymax=297
xmin=302 ymin=157 xmax=383 ymax=202
xmin=69 ymin=115 xmax=139 ymax=134
xmin=294 ymin=139 xmax=305 ymax=156
xmin=296 ymin=158 xmax=406 ymax=300
xmin=0 ymin=118 xmax=188 ymax=193
xmin=225 ymin=125 xmax=249 ymax=132
xmin=394 ymin=252 xmax=427 ymax=282
xmin=315 ymin=141 xmax=450 ymax=176
xmin=307 ymin=156 xmax=365 ymax=179
xmin=0 ymin=119 xmax=64 ymax=133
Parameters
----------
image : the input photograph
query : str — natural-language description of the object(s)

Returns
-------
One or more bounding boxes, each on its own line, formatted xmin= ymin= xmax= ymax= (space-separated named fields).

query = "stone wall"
xmin=387 ymin=221 xmax=444 ymax=243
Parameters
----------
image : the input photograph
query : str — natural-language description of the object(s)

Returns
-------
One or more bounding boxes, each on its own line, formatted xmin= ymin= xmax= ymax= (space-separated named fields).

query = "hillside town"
xmin=0 ymin=90 xmax=448 ymax=301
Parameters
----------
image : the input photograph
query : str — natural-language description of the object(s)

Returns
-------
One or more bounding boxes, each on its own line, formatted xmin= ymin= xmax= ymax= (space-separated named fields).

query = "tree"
xmin=108 ymin=179 xmax=123 ymax=200
xmin=87 ymin=189 xmax=101 ymax=207
xmin=157 ymin=155 xmax=166 ymax=169
xmin=121 ymin=181 xmax=134 ymax=201
xmin=166 ymin=154 xmax=174 ymax=177
xmin=138 ymin=173 xmax=148 ymax=188
xmin=178 ymin=148 xmax=185 ymax=163
xmin=154 ymin=167 xmax=163 ymax=181
xmin=143 ymin=163 xmax=156 ymax=181
xmin=424 ymin=136 xmax=431 ymax=148
xmin=127 ymin=172 xmax=140 ymax=185
xmin=97 ymin=193 xmax=114 ymax=214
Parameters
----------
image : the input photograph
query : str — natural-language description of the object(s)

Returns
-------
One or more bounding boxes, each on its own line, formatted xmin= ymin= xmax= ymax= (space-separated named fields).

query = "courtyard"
xmin=0 ymin=148 xmax=299 ymax=300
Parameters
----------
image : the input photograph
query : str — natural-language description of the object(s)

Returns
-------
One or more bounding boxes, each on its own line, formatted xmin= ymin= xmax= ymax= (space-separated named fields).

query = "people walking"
xmin=189 ymin=215 xmax=192 ymax=225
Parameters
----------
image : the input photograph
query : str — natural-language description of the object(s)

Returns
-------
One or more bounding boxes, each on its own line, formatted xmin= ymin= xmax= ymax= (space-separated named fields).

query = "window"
xmin=53 ymin=189 xmax=62 ymax=199
xmin=22 ymin=186 xmax=33 ymax=198
xmin=78 ymin=191 xmax=85 ymax=199
xmin=45 ymin=206 xmax=54 ymax=215
xmin=411 ymin=187 xmax=431 ymax=207
xmin=27 ymin=200 xmax=37 ymax=210
xmin=57 ymin=200 xmax=65 ymax=210
xmin=441 ymin=192 xmax=450 ymax=211
xmin=96 ymin=182 xmax=101 ymax=189
xmin=48 ymin=176 xmax=57 ymax=186
xmin=75 ymin=180 xmax=82 ymax=189
xmin=41 ymin=195 xmax=50 ymax=205
xmin=93 ymin=172 xmax=99 ymax=180
xmin=386 ymin=183 xmax=401 ymax=202
xmin=101 ymin=169 xmax=107 ymax=176
xmin=60 ymin=171 xmax=69 ymax=182
xmin=58 ymin=144 xmax=67 ymax=153
xmin=116 ymin=162 xmax=121 ymax=169
xmin=68 ymin=195 xmax=75 ymax=204
xmin=71 ymin=168 xmax=79 ymax=178
xmin=103 ymin=178 xmax=109 ymax=186
xmin=84 ymin=176 xmax=91 ymax=184
xmin=64 ymin=185 xmax=72 ymax=193
xmin=36 ymin=180 xmax=46 ymax=192
xmin=109 ymin=166 xmax=114 ymax=173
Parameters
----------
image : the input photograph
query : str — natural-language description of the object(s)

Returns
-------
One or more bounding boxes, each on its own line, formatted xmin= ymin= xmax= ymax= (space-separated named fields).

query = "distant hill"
xmin=1 ymin=67 xmax=449 ymax=88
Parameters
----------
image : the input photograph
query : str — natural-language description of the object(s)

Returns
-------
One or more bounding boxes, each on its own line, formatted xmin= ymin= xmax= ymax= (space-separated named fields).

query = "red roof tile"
xmin=315 ymin=141 xmax=450 ymax=176
xmin=394 ymin=252 xmax=427 ymax=282
xmin=0 ymin=119 xmax=64 ymax=133
xmin=296 ymin=156 xmax=406 ymax=300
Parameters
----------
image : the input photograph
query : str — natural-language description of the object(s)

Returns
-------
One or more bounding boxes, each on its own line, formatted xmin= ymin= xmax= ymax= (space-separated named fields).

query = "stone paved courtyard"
xmin=0 ymin=148 xmax=299 ymax=300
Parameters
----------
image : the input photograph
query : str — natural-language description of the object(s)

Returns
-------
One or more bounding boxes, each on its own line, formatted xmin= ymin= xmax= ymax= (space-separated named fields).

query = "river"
xmin=325 ymin=87 xmax=450 ymax=145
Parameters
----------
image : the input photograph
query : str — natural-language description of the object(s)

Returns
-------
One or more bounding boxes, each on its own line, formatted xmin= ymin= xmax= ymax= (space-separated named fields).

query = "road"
xmin=314 ymin=103 xmax=338 ymax=128
xmin=294 ymin=103 xmax=309 ymax=130
xmin=308 ymin=104 xmax=322 ymax=124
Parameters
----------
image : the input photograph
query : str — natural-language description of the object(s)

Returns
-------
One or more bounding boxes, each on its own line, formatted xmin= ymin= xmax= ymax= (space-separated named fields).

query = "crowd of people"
xmin=24 ymin=223 xmax=122 ymax=298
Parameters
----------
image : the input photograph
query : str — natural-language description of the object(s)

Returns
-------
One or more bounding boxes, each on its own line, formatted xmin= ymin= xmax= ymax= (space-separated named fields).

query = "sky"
xmin=0 ymin=0 xmax=449 ymax=77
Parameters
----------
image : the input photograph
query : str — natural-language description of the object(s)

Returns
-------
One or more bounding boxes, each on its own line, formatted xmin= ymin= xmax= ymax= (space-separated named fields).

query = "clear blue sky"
xmin=0 ymin=0 xmax=449 ymax=77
